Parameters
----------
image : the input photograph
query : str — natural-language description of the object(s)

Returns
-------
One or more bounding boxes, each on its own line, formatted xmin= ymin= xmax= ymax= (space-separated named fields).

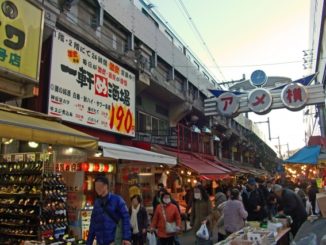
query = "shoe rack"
xmin=0 ymin=153 xmax=68 ymax=244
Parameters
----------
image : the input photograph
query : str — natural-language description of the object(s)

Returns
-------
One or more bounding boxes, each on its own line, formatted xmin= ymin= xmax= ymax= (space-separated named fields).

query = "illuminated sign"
xmin=48 ymin=29 xmax=135 ymax=136
xmin=0 ymin=0 xmax=43 ymax=81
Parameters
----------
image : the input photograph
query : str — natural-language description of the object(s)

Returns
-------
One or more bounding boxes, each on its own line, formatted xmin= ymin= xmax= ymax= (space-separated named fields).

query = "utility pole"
xmin=271 ymin=136 xmax=282 ymax=159
xmin=254 ymin=117 xmax=272 ymax=140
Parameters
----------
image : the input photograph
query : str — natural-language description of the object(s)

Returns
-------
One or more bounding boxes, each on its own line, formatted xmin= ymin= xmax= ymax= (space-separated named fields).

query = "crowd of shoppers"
xmin=86 ymin=175 xmax=320 ymax=244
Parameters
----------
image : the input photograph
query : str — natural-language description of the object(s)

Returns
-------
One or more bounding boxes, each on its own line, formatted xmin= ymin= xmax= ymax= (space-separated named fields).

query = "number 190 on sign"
xmin=109 ymin=104 xmax=134 ymax=134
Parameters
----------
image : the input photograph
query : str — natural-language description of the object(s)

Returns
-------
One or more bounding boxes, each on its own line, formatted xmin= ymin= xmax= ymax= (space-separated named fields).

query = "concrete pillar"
xmin=169 ymin=101 xmax=192 ymax=127
xmin=210 ymin=139 xmax=214 ymax=156
xmin=218 ymin=143 xmax=222 ymax=159
xmin=231 ymin=147 xmax=234 ymax=162
xmin=240 ymin=150 xmax=244 ymax=164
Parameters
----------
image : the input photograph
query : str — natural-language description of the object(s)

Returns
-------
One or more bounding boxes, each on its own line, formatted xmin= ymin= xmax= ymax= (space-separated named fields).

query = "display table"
xmin=215 ymin=227 xmax=291 ymax=245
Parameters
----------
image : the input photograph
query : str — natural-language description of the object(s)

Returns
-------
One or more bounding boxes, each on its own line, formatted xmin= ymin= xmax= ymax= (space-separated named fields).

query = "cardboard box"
xmin=316 ymin=192 xmax=326 ymax=218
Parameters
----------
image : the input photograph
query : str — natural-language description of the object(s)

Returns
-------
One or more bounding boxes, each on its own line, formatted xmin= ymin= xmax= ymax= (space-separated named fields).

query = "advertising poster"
xmin=0 ymin=0 xmax=43 ymax=81
xmin=49 ymin=29 xmax=136 ymax=137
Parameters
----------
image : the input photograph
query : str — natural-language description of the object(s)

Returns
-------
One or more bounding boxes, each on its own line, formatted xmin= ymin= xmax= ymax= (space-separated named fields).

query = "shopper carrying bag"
xmin=147 ymin=232 xmax=157 ymax=245
xmin=150 ymin=190 xmax=181 ymax=245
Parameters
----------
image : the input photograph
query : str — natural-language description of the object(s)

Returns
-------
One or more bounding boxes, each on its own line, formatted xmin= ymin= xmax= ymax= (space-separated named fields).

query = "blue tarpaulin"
xmin=284 ymin=145 xmax=321 ymax=165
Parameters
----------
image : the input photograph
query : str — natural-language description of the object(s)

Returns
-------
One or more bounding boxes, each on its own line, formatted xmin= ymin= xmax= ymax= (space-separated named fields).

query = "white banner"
xmin=48 ymin=29 xmax=136 ymax=136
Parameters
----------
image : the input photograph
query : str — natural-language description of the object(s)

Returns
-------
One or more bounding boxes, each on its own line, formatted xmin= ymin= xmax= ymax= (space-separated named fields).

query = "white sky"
xmin=148 ymin=0 xmax=313 ymax=153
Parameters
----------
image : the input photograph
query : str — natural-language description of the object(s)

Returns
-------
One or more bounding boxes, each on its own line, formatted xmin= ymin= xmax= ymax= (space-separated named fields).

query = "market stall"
xmin=0 ymin=104 xmax=98 ymax=244
xmin=283 ymin=145 xmax=325 ymax=188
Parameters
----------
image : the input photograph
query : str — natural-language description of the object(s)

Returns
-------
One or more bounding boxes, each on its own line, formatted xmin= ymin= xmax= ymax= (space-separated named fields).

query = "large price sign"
xmin=48 ymin=29 xmax=135 ymax=136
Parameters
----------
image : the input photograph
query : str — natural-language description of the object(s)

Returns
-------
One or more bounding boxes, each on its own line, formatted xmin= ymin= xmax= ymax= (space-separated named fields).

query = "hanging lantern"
xmin=103 ymin=164 xmax=109 ymax=172
xmin=93 ymin=163 xmax=100 ymax=172
xmin=99 ymin=163 xmax=105 ymax=172
xmin=88 ymin=163 xmax=94 ymax=172
xmin=81 ymin=162 xmax=89 ymax=172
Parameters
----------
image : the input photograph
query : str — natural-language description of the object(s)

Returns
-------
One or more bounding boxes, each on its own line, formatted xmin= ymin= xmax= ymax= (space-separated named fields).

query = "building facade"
xmin=2 ymin=0 xmax=277 ymax=169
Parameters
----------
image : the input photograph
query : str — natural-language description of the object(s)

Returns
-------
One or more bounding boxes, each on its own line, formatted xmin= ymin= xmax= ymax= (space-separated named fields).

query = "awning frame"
xmin=99 ymin=141 xmax=177 ymax=166
xmin=0 ymin=104 xmax=98 ymax=150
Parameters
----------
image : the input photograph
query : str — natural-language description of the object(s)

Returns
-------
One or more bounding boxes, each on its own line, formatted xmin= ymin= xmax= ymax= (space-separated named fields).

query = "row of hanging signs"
xmin=204 ymin=71 xmax=325 ymax=118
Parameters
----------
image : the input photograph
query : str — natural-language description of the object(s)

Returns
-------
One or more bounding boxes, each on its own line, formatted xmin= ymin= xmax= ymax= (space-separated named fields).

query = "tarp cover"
xmin=284 ymin=145 xmax=321 ymax=165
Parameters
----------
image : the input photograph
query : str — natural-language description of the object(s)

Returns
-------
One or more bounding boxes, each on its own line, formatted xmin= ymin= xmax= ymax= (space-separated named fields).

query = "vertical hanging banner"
xmin=48 ymin=29 xmax=136 ymax=137
xmin=0 ymin=0 xmax=43 ymax=81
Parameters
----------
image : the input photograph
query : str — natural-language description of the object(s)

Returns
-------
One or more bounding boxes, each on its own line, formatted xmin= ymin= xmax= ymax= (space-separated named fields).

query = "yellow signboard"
xmin=0 ymin=0 xmax=43 ymax=81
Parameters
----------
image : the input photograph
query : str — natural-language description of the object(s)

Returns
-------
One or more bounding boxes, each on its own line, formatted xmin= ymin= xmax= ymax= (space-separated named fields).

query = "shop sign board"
xmin=0 ymin=0 xmax=43 ymax=81
xmin=281 ymin=83 xmax=308 ymax=111
xmin=205 ymin=83 xmax=325 ymax=118
xmin=248 ymin=88 xmax=273 ymax=114
xmin=48 ymin=29 xmax=136 ymax=137
xmin=216 ymin=92 xmax=240 ymax=116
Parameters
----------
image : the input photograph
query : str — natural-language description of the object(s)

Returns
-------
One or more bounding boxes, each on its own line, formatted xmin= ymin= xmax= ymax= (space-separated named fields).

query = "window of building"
xmin=138 ymin=112 xmax=151 ymax=132
xmin=137 ymin=111 xmax=169 ymax=135
xmin=152 ymin=117 xmax=159 ymax=135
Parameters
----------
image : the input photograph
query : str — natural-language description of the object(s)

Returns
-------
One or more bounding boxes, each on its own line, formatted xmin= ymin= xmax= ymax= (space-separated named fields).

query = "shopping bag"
xmin=166 ymin=221 xmax=178 ymax=233
xmin=196 ymin=223 xmax=210 ymax=240
xmin=147 ymin=232 xmax=157 ymax=245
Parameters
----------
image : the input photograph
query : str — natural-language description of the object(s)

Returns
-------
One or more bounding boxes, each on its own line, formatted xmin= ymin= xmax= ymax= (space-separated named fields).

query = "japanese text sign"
xmin=48 ymin=29 xmax=136 ymax=136
xmin=216 ymin=92 xmax=240 ymax=117
xmin=248 ymin=88 xmax=273 ymax=114
xmin=0 ymin=0 xmax=43 ymax=81
xmin=281 ymin=83 xmax=308 ymax=111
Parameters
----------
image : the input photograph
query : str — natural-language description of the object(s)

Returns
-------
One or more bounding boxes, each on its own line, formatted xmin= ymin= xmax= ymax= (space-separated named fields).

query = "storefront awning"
xmin=0 ymin=108 xmax=98 ymax=150
xmin=177 ymin=152 xmax=228 ymax=175
xmin=151 ymin=145 xmax=230 ymax=176
xmin=284 ymin=145 xmax=321 ymax=165
xmin=99 ymin=142 xmax=177 ymax=166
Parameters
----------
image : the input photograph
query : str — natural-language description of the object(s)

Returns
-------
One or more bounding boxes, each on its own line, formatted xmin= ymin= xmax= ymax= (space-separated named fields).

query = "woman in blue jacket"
xmin=129 ymin=195 xmax=148 ymax=245
xmin=87 ymin=175 xmax=131 ymax=245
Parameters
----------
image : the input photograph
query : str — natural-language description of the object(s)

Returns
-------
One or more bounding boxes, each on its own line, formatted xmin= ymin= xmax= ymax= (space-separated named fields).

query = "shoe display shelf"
xmin=0 ymin=153 xmax=69 ymax=245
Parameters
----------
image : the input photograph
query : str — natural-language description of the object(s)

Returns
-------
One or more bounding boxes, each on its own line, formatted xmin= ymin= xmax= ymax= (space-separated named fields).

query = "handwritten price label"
xmin=109 ymin=104 xmax=134 ymax=134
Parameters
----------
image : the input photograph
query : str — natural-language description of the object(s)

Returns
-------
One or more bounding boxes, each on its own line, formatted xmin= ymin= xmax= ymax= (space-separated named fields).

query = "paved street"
xmin=178 ymin=229 xmax=219 ymax=244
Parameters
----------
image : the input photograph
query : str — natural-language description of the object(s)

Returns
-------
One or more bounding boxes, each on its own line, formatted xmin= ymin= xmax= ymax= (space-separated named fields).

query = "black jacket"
xmin=129 ymin=206 xmax=148 ymax=235
xmin=280 ymin=189 xmax=307 ymax=235
xmin=242 ymin=188 xmax=267 ymax=221
xmin=281 ymin=189 xmax=307 ymax=222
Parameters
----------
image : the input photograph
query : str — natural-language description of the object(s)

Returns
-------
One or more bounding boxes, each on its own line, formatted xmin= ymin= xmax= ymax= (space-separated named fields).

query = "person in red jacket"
xmin=150 ymin=190 xmax=181 ymax=245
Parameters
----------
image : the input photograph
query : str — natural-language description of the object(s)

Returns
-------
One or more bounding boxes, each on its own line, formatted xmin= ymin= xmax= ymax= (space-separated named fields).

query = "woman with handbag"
xmin=150 ymin=190 xmax=182 ymax=245
xmin=190 ymin=184 xmax=213 ymax=245
xmin=129 ymin=195 xmax=148 ymax=245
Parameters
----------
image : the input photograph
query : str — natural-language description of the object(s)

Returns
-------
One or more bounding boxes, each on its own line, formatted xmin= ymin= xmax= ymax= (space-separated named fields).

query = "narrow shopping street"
xmin=0 ymin=0 xmax=326 ymax=244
